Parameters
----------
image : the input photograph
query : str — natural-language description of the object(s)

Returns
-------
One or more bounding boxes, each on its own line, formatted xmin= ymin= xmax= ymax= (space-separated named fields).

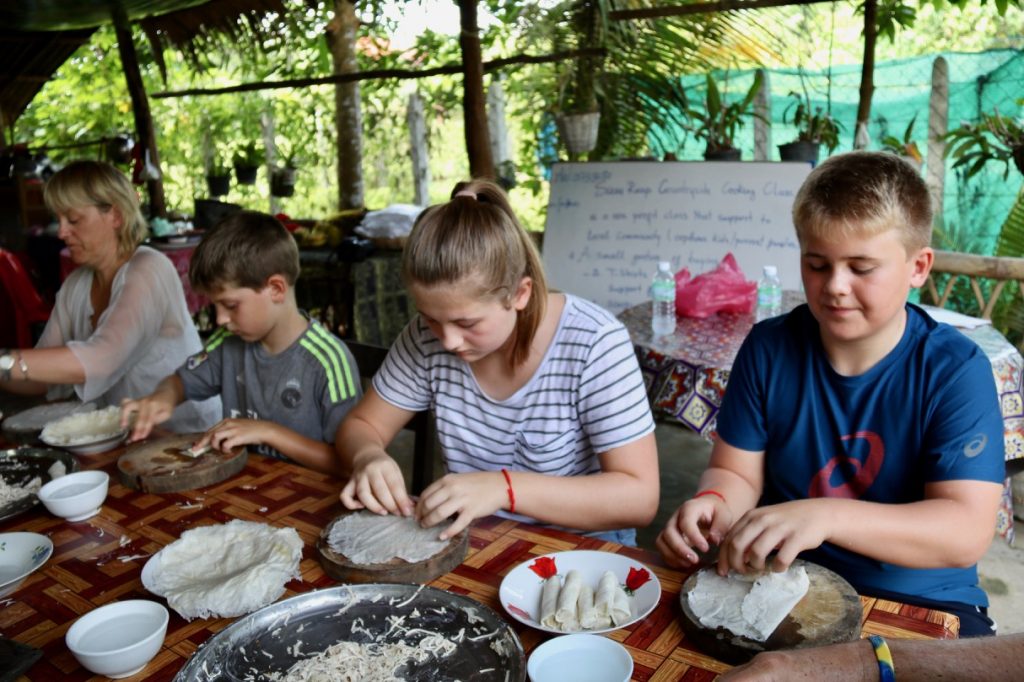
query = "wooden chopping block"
xmin=678 ymin=559 xmax=862 ymax=665
xmin=317 ymin=510 xmax=469 ymax=585
xmin=117 ymin=433 xmax=247 ymax=494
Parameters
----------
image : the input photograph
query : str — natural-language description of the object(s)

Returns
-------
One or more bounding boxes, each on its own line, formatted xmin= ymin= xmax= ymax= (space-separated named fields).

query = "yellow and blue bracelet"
xmin=868 ymin=634 xmax=896 ymax=682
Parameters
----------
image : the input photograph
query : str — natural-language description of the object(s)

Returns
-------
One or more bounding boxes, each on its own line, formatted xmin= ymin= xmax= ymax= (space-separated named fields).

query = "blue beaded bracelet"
xmin=868 ymin=634 xmax=896 ymax=682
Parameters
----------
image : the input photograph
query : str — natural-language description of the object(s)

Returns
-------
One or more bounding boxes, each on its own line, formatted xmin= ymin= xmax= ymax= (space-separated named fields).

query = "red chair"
xmin=0 ymin=249 xmax=51 ymax=348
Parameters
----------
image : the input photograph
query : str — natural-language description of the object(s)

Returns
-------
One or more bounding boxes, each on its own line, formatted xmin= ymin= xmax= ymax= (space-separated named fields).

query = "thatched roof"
xmin=0 ymin=0 xmax=293 ymax=134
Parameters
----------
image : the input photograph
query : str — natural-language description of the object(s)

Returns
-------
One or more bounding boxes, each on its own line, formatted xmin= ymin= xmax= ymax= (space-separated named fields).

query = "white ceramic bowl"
xmin=40 ymin=430 xmax=128 ymax=456
xmin=38 ymin=471 xmax=109 ymax=522
xmin=0 ymin=532 xmax=53 ymax=597
xmin=528 ymin=633 xmax=633 ymax=682
xmin=66 ymin=600 xmax=169 ymax=679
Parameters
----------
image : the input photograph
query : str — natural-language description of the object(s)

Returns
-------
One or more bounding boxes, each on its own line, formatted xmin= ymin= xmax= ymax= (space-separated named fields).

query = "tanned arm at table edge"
xmin=720 ymin=634 xmax=1024 ymax=682
xmin=0 ymin=347 xmax=87 ymax=395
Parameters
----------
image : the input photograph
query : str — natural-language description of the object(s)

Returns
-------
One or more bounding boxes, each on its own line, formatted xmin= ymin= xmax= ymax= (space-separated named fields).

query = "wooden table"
xmin=1 ymin=449 xmax=958 ymax=681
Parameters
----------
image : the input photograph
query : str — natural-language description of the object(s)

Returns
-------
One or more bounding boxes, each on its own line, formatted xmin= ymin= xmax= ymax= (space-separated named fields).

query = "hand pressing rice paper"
xmin=326 ymin=513 xmax=453 ymax=565
xmin=40 ymin=406 xmax=123 ymax=445
xmin=142 ymin=519 xmax=303 ymax=620
xmin=687 ymin=565 xmax=810 ymax=642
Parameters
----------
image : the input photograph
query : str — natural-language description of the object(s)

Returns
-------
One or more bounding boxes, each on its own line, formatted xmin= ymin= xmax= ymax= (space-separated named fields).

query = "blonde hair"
xmin=44 ymin=160 xmax=148 ymax=257
xmin=403 ymin=179 xmax=548 ymax=368
xmin=792 ymin=151 xmax=933 ymax=253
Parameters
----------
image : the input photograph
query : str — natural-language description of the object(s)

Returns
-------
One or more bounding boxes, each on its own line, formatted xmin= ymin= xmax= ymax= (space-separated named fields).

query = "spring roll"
xmin=610 ymin=581 xmax=632 ymax=626
xmin=539 ymin=576 xmax=561 ymax=629
xmin=555 ymin=570 xmax=583 ymax=630
xmin=577 ymin=583 xmax=600 ymax=629
xmin=594 ymin=570 xmax=618 ymax=621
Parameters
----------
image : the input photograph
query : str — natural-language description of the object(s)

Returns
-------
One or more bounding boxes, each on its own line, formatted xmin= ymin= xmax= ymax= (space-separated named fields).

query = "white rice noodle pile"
xmin=41 ymin=406 xmax=123 ymax=445
xmin=268 ymin=635 xmax=456 ymax=682
xmin=0 ymin=474 xmax=42 ymax=505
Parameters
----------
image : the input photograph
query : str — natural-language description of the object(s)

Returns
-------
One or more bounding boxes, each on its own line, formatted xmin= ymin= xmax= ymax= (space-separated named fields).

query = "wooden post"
xmin=927 ymin=57 xmax=949 ymax=220
xmin=327 ymin=0 xmax=365 ymax=210
xmin=260 ymin=109 xmax=280 ymax=215
xmin=112 ymin=5 xmax=166 ymax=217
xmin=458 ymin=0 xmax=495 ymax=179
xmin=753 ymin=68 xmax=770 ymax=161
xmin=487 ymin=77 xmax=510 ymax=169
xmin=407 ymin=92 xmax=430 ymax=207
xmin=854 ymin=0 xmax=878 ymax=150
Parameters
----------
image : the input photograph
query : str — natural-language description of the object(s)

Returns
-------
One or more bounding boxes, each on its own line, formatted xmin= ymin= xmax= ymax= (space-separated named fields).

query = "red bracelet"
xmin=693 ymin=489 xmax=726 ymax=504
xmin=501 ymin=468 xmax=516 ymax=513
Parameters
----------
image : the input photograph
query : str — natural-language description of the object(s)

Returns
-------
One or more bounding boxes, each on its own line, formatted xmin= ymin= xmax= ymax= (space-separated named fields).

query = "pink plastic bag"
xmin=674 ymin=253 xmax=757 ymax=318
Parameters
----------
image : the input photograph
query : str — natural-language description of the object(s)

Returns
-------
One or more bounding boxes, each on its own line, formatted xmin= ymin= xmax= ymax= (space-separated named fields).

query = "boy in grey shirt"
xmin=121 ymin=211 xmax=360 ymax=475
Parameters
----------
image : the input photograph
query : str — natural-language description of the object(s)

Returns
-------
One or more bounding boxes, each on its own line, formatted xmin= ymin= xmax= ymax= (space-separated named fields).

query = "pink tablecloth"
xmin=60 ymin=244 xmax=208 ymax=316
xmin=619 ymin=296 xmax=1024 ymax=544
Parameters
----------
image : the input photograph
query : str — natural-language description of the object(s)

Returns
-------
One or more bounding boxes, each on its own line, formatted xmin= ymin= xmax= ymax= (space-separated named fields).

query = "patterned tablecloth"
xmin=619 ymin=296 xmax=1024 ymax=544
xmin=1 ymin=450 xmax=958 ymax=681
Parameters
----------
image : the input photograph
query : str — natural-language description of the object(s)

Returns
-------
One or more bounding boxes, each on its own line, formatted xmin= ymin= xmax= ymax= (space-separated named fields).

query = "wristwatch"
xmin=0 ymin=351 xmax=14 ymax=382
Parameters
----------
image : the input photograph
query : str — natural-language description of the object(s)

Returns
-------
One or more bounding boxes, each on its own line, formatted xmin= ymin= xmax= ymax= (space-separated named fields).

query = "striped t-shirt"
xmin=374 ymin=295 xmax=655 ymax=481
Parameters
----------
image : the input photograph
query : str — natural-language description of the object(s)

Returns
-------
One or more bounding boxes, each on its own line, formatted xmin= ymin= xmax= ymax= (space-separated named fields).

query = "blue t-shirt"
xmin=718 ymin=303 xmax=1005 ymax=608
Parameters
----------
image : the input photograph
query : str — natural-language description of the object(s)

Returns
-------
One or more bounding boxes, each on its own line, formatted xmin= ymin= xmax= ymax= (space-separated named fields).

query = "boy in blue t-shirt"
xmin=657 ymin=151 xmax=1005 ymax=636
xmin=121 ymin=211 xmax=361 ymax=475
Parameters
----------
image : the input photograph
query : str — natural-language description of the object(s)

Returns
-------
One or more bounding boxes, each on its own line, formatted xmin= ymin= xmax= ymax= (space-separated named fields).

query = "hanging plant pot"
xmin=704 ymin=147 xmax=742 ymax=161
xmin=270 ymin=167 xmax=297 ymax=198
xmin=234 ymin=164 xmax=258 ymax=185
xmin=206 ymin=173 xmax=231 ymax=197
xmin=556 ymin=111 xmax=601 ymax=155
xmin=778 ymin=140 xmax=820 ymax=165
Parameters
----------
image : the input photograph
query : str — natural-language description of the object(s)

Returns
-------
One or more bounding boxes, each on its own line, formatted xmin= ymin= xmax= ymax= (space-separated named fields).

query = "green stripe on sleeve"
xmin=299 ymin=338 xmax=339 ymax=402
xmin=204 ymin=327 xmax=232 ymax=352
xmin=308 ymin=324 xmax=357 ymax=399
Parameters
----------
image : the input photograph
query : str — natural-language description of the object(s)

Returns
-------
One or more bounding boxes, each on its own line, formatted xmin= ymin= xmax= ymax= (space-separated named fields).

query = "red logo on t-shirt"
xmin=808 ymin=431 xmax=884 ymax=499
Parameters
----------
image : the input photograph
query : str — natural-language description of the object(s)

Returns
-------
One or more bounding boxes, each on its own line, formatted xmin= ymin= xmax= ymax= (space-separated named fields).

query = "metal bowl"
xmin=174 ymin=584 xmax=526 ymax=681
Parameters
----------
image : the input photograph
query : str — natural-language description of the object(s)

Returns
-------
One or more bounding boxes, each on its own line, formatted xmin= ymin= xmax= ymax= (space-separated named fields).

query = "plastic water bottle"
xmin=756 ymin=265 xmax=782 ymax=322
xmin=651 ymin=261 xmax=676 ymax=336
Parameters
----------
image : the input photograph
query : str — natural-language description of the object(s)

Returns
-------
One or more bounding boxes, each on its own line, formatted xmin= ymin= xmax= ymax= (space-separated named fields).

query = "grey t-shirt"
xmin=177 ymin=318 xmax=361 ymax=460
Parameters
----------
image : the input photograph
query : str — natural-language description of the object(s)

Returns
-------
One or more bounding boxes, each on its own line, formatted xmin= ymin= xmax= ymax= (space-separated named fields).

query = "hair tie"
xmin=454 ymin=188 xmax=477 ymax=200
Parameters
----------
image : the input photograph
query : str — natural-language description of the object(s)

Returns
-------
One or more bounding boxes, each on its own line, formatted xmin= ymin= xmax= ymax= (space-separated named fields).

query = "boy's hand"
xmin=656 ymin=495 xmax=733 ymax=568
xmin=339 ymin=450 xmax=414 ymax=517
xmin=194 ymin=418 xmax=274 ymax=453
xmin=120 ymin=396 xmax=174 ymax=442
xmin=414 ymin=472 xmax=506 ymax=541
xmin=718 ymin=499 xmax=831 ymax=575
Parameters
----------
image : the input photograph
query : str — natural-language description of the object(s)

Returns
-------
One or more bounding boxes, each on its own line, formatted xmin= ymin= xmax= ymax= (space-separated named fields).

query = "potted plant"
xmin=686 ymin=71 xmax=765 ymax=161
xmin=232 ymin=142 xmax=263 ymax=185
xmin=553 ymin=0 xmax=604 ymax=157
xmin=779 ymin=91 xmax=843 ymax=164
xmin=270 ymin=147 xmax=299 ymax=198
xmin=880 ymin=115 xmax=923 ymax=169
xmin=206 ymin=157 xmax=231 ymax=197
xmin=943 ymin=112 xmax=1024 ymax=180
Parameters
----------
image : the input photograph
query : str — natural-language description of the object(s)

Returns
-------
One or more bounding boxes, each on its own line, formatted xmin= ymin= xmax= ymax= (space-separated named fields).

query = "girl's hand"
xmin=656 ymin=495 xmax=733 ymax=568
xmin=414 ymin=472 xmax=507 ymax=541
xmin=339 ymin=450 xmax=413 ymax=517
xmin=718 ymin=499 xmax=832 ymax=575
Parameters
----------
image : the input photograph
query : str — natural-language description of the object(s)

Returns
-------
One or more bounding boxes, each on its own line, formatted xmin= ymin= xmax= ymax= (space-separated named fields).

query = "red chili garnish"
xmin=625 ymin=566 xmax=651 ymax=593
xmin=529 ymin=556 xmax=557 ymax=579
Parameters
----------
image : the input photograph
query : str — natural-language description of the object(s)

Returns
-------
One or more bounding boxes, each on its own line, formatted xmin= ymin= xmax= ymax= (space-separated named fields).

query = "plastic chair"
xmin=0 ymin=249 xmax=51 ymax=348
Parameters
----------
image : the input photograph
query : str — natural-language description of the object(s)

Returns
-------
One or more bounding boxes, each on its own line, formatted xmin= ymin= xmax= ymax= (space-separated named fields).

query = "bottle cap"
xmin=763 ymin=265 xmax=778 ymax=276
xmin=658 ymin=261 xmax=672 ymax=272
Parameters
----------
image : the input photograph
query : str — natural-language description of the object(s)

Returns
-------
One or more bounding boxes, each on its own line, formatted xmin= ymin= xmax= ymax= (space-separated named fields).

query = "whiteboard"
xmin=541 ymin=161 xmax=812 ymax=314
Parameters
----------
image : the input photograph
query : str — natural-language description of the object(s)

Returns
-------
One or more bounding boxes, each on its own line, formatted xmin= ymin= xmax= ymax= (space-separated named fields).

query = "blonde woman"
xmin=337 ymin=179 xmax=659 ymax=544
xmin=0 ymin=160 xmax=219 ymax=432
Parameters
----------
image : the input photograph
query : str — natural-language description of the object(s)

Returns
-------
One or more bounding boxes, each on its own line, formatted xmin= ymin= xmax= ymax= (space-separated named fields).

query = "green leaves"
xmin=944 ymin=113 xmax=1024 ymax=180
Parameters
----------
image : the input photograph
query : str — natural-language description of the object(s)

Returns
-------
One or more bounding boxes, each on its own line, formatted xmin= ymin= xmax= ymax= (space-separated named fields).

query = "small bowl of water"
xmin=66 ymin=599 xmax=169 ymax=678
xmin=37 ymin=470 xmax=109 ymax=522
xmin=528 ymin=633 xmax=633 ymax=682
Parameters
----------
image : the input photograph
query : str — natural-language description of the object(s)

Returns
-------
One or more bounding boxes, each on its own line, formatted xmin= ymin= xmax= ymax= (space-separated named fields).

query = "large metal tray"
xmin=174 ymin=584 xmax=526 ymax=681
xmin=0 ymin=447 xmax=80 ymax=523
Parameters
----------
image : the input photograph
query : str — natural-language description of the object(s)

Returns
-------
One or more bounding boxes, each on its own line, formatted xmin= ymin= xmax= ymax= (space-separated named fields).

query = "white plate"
xmin=528 ymin=633 xmax=633 ymax=682
xmin=0 ymin=532 xmax=53 ymax=597
xmin=40 ymin=431 xmax=128 ymax=456
xmin=499 ymin=549 xmax=661 ymax=635
xmin=2 ymin=401 xmax=95 ymax=434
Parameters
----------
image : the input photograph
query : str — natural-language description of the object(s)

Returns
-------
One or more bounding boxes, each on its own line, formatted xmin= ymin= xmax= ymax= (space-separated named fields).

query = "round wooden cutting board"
xmin=317 ymin=510 xmax=469 ymax=585
xmin=117 ymin=433 xmax=247 ymax=494
xmin=678 ymin=559 xmax=862 ymax=665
